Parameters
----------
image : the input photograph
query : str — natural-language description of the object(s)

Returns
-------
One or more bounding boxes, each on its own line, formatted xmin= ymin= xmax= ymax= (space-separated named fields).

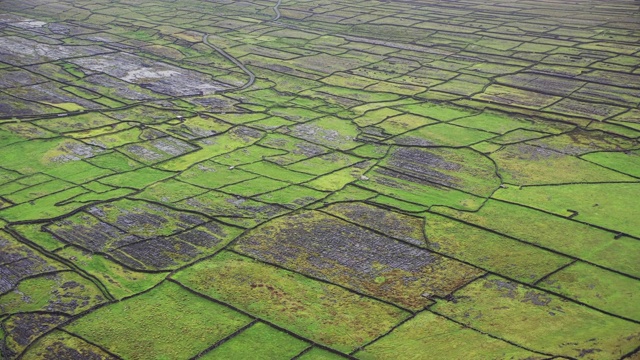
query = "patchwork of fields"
xmin=0 ymin=0 xmax=639 ymax=358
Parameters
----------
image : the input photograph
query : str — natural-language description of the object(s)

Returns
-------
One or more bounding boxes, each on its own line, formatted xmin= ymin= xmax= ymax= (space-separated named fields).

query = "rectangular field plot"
xmin=200 ymin=322 xmax=309 ymax=359
xmin=432 ymin=276 xmax=640 ymax=359
xmin=172 ymin=251 xmax=410 ymax=353
xmin=356 ymin=311 xmax=546 ymax=360
xmin=432 ymin=199 xmax=640 ymax=278
xmin=233 ymin=210 xmax=484 ymax=310
xmin=65 ymin=281 xmax=252 ymax=360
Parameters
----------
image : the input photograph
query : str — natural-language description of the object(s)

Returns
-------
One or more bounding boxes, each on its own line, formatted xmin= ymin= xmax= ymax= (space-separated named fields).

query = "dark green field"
xmin=0 ymin=0 xmax=639 ymax=358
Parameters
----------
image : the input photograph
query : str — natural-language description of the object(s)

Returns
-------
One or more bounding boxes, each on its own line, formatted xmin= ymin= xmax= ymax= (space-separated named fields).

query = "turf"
xmin=65 ymin=281 xmax=252 ymax=360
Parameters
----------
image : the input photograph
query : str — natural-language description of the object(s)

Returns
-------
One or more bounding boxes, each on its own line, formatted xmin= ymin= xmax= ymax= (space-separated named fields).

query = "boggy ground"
xmin=0 ymin=0 xmax=639 ymax=359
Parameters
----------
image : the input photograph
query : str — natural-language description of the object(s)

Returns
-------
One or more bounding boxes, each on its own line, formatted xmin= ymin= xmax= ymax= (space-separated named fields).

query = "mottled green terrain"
xmin=0 ymin=0 xmax=639 ymax=359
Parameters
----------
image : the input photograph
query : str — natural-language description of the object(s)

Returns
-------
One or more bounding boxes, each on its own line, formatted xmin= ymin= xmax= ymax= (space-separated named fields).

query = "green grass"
xmin=65 ymin=122 xmax=131 ymax=140
xmin=57 ymin=188 xmax=135 ymax=207
xmin=356 ymin=311 xmax=544 ymax=360
xmin=490 ymin=144 xmax=635 ymax=185
xmin=450 ymin=111 xmax=538 ymax=134
xmin=35 ymin=113 xmax=118 ymax=133
xmin=201 ymin=322 xmax=308 ymax=359
xmin=157 ymin=126 xmax=265 ymax=171
xmin=490 ymin=129 xmax=549 ymax=144
xmin=10 ymin=223 xmax=66 ymax=251
xmin=432 ymin=275 xmax=640 ymax=359
xmin=474 ymin=84 xmax=561 ymax=109
xmin=356 ymin=166 xmax=486 ymax=211
xmin=0 ymin=138 xmax=102 ymax=174
xmin=82 ymin=181 xmax=115 ymax=193
xmin=43 ymin=161 xmax=114 ymax=184
xmin=367 ymin=194 xmax=430 ymax=213
xmin=268 ymin=107 xmax=325 ymax=123
xmin=308 ymin=86 xmax=400 ymax=104
xmin=2 ymin=176 xmax=44 ymax=193
xmin=471 ymin=141 xmax=502 ymax=153
xmin=375 ymin=113 xmax=436 ymax=135
xmin=425 ymin=212 xmax=572 ymax=283
xmin=321 ymin=72 xmax=379 ymax=89
xmin=213 ymin=145 xmax=287 ymax=166
xmin=297 ymin=348 xmax=347 ymax=359
xmin=0 ymin=168 xmax=21 ymax=187
xmin=178 ymin=161 xmax=257 ymax=189
xmin=349 ymin=143 xmax=390 ymax=159
xmin=494 ymin=182 xmax=640 ymax=242
xmin=17 ymin=174 xmax=53 ymax=186
xmin=57 ymin=246 xmax=167 ymax=299
xmin=4 ymin=179 xmax=75 ymax=204
xmin=310 ymin=184 xmax=377 ymax=207
xmin=391 ymin=123 xmax=495 ymax=146
xmin=366 ymin=80 xmax=426 ymax=96
xmin=172 ymin=251 xmax=410 ymax=352
xmin=256 ymin=185 xmax=328 ymax=208
xmin=80 ymin=127 xmax=143 ymax=149
xmin=393 ymin=102 xmax=475 ymax=121
xmin=0 ymin=122 xmax=57 ymax=143
xmin=248 ymin=116 xmax=296 ymax=130
xmin=94 ymin=96 xmax=126 ymax=108
xmin=0 ymin=180 xmax=32 ymax=197
xmin=433 ymin=199 xmax=640 ymax=277
xmin=353 ymin=108 xmax=402 ymax=127
xmin=539 ymin=261 xmax=640 ymax=321
xmin=257 ymin=134 xmax=329 ymax=165
xmin=528 ymin=129 xmax=637 ymax=155
xmin=154 ymin=115 xmax=231 ymax=140
xmin=103 ymin=105 xmax=193 ymax=125
xmin=23 ymin=330 xmax=118 ymax=359
xmin=98 ymin=167 xmax=175 ymax=189
xmin=42 ymin=102 xmax=86 ymax=112
xmin=580 ymin=150 xmax=640 ymax=177
xmin=286 ymin=152 xmax=363 ymax=176
xmin=132 ymin=178 xmax=209 ymax=204
xmin=0 ymin=187 xmax=88 ymax=222
xmin=238 ymin=161 xmax=316 ymax=183
xmin=303 ymin=161 xmax=374 ymax=191
xmin=66 ymin=281 xmax=252 ymax=360
xmin=219 ymin=177 xmax=289 ymax=197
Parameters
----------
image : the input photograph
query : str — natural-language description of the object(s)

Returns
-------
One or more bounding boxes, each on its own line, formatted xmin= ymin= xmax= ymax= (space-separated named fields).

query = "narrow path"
xmin=272 ymin=0 xmax=282 ymax=21
xmin=203 ymin=34 xmax=256 ymax=92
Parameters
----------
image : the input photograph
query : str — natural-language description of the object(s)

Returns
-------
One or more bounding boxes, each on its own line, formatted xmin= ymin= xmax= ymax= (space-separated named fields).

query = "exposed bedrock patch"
xmin=234 ymin=210 xmax=484 ymax=310
xmin=45 ymin=199 xmax=241 ymax=270
xmin=381 ymin=146 xmax=500 ymax=196
xmin=70 ymin=52 xmax=231 ymax=96
xmin=2 ymin=312 xmax=70 ymax=358
xmin=322 ymin=201 xmax=426 ymax=246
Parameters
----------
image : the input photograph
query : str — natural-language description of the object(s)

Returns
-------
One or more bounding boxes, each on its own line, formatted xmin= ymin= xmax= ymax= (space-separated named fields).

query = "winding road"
xmin=203 ymin=34 xmax=256 ymax=92
xmin=272 ymin=0 xmax=282 ymax=21
xmin=201 ymin=0 xmax=283 ymax=92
